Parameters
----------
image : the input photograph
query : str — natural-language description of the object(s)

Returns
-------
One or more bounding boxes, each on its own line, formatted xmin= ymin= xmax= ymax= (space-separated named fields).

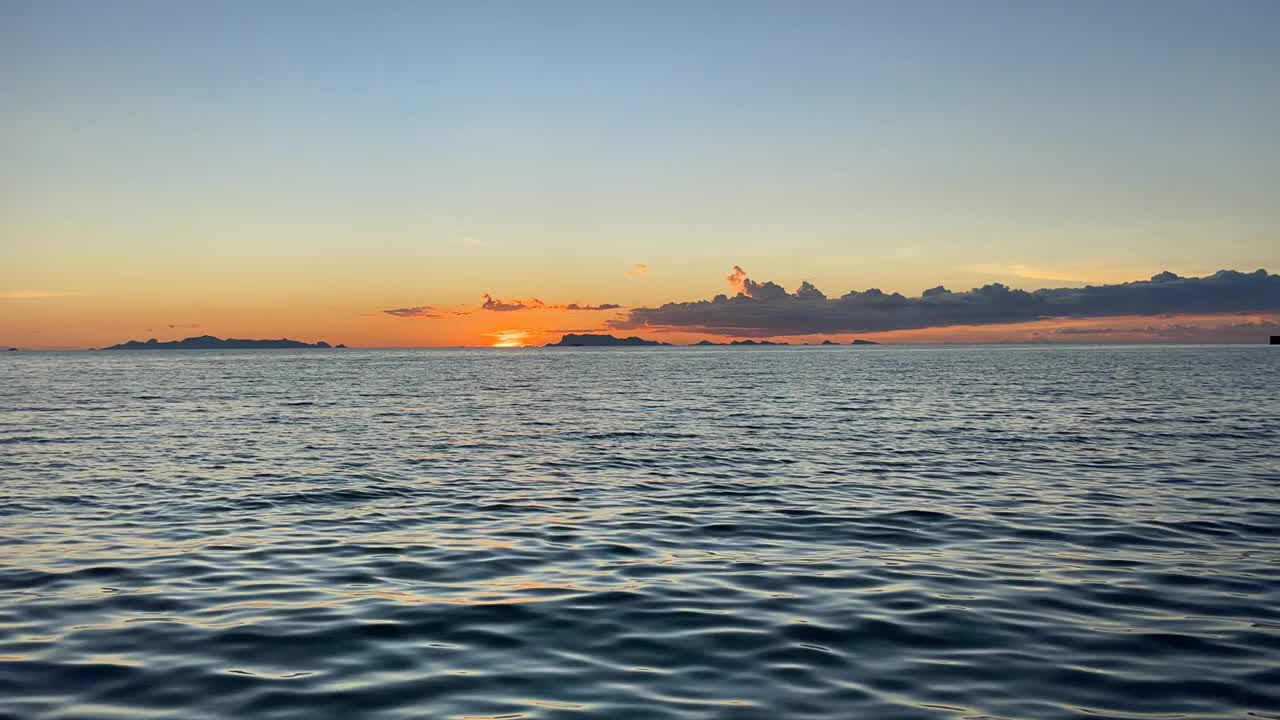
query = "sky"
xmin=2 ymin=0 xmax=1278 ymax=348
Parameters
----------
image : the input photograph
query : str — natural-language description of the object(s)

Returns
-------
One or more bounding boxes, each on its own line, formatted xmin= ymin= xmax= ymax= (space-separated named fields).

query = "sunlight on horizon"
xmin=490 ymin=330 xmax=530 ymax=348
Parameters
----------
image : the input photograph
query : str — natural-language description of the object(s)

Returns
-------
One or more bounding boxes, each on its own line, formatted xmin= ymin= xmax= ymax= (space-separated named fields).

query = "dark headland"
xmin=102 ymin=335 xmax=345 ymax=350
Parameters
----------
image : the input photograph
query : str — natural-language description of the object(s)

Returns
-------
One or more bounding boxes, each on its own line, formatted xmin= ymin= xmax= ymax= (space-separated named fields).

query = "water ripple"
xmin=1 ymin=346 xmax=1278 ymax=719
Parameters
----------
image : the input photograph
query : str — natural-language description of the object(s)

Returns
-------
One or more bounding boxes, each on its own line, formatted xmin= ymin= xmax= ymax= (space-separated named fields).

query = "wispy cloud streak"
xmin=381 ymin=295 xmax=622 ymax=319
xmin=480 ymin=294 xmax=621 ymax=312
xmin=383 ymin=306 xmax=443 ymax=318
xmin=1 ymin=290 xmax=80 ymax=299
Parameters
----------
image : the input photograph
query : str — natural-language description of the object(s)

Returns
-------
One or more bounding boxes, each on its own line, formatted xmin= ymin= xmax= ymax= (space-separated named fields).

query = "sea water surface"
xmin=1 ymin=346 xmax=1278 ymax=720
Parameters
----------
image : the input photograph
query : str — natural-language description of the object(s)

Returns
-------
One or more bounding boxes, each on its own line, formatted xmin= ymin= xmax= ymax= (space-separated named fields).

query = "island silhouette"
xmin=694 ymin=339 xmax=789 ymax=346
xmin=543 ymin=334 xmax=880 ymax=347
xmin=544 ymin=334 xmax=670 ymax=347
xmin=93 ymin=333 xmax=885 ymax=350
xmin=102 ymin=335 xmax=344 ymax=350
xmin=693 ymin=338 xmax=879 ymax=346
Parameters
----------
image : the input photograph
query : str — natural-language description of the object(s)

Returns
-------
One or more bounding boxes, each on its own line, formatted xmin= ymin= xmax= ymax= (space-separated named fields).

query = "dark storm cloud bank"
xmin=610 ymin=268 xmax=1280 ymax=337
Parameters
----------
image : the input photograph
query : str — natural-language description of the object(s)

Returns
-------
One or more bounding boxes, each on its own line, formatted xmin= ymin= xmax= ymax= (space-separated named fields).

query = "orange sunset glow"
xmin=4 ymin=4 xmax=1280 ymax=720
xmin=4 ymin=279 xmax=1279 ymax=349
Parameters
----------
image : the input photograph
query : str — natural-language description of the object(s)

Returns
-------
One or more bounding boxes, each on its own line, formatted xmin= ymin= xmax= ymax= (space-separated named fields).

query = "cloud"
xmin=1051 ymin=319 xmax=1280 ymax=343
xmin=1052 ymin=326 xmax=1127 ymax=335
xmin=380 ymin=295 xmax=622 ymax=319
xmin=480 ymin=294 xmax=537 ymax=312
xmin=540 ymin=327 xmax=617 ymax=335
xmin=1148 ymin=320 xmax=1280 ymax=342
xmin=167 ymin=323 xmax=201 ymax=329
xmin=725 ymin=265 xmax=748 ymax=295
xmin=726 ymin=264 xmax=790 ymax=300
xmin=380 ymin=303 xmax=474 ymax=318
xmin=610 ymin=266 xmax=1280 ymax=337
xmin=449 ymin=236 xmax=491 ymax=248
xmin=625 ymin=263 xmax=649 ymax=279
xmin=480 ymin=294 xmax=621 ymax=312
xmin=383 ymin=306 xmax=444 ymax=318
xmin=1 ymin=290 xmax=79 ymax=299
xmin=561 ymin=302 xmax=623 ymax=311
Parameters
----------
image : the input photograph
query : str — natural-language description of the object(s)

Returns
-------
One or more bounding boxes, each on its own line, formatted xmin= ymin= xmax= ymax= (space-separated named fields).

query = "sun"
xmin=490 ymin=330 xmax=530 ymax=348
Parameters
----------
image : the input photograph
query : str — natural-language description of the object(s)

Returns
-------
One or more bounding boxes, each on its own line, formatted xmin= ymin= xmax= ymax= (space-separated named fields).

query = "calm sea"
xmin=2 ymin=346 xmax=1278 ymax=719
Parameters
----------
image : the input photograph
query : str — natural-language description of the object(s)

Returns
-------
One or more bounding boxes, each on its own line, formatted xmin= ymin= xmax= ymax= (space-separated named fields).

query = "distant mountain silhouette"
xmin=102 ymin=335 xmax=341 ymax=350
xmin=545 ymin=334 xmax=669 ymax=347
xmin=851 ymin=339 xmax=880 ymax=345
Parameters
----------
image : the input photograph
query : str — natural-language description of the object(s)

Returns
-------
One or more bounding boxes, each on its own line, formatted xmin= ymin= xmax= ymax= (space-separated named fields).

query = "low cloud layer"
xmin=479 ymin=294 xmax=621 ymax=312
xmin=383 ymin=295 xmax=621 ymax=319
xmin=381 ymin=305 xmax=474 ymax=319
xmin=1050 ymin=319 xmax=1280 ymax=343
xmin=383 ymin=306 xmax=444 ymax=318
xmin=1 ymin=290 xmax=80 ymax=299
xmin=610 ymin=267 xmax=1280 ymax=337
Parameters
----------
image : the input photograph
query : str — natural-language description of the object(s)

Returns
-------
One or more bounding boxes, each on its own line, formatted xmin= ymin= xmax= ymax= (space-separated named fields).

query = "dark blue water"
xmin=2 ymin=346 xmax=1278 ymax=719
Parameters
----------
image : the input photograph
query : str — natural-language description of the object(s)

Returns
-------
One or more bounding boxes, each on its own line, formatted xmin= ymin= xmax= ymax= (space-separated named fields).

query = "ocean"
xmin=2 ymin=346 xmax=1278 ymax=719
